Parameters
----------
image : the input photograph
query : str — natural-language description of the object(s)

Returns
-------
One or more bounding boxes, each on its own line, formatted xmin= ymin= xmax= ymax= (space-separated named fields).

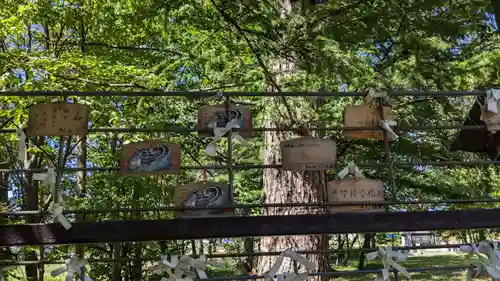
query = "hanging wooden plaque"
xmin=343 ymin=104 xmax=395 ymax=141
xmin=120 ymin=141 xmax=181 ymax=176
xmin=27 ymin=102 xmax=89 ymax=136
xmin=198 ymin=104 xmax=252 ymax=138
xmin=327 ymin=179 xmax=385 ymax=213
xmin=280 ymin=138 xmax=336 ymax=171
xmin=174 ymin=181 xmax=233 ymax=218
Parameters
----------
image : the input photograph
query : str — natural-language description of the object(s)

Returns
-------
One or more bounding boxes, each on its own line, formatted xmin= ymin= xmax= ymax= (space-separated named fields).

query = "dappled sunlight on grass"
xmin=331 ymin=254 xmax=487 ymax=281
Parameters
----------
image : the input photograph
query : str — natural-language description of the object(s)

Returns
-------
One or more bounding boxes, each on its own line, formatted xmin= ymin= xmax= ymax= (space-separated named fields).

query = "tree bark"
xmin=257 ymin=1 xmax=328 ymax=280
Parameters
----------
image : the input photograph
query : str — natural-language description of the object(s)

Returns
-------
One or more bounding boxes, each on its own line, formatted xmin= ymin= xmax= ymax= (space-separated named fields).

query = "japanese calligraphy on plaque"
xmin=120 ymin=141 xmax=181 ymax=176
xmin=280 ymin=137 xmax=336 ymax=171
xmin=343 ymin=104 xmax=395 ymax=141
xmin=327 ymin=178 xmax=385 ymax=213
xmin=198 ymin=104 xmax=252 ymax=138
xmin=174 ymin=182 xmax=233 ymax=218
xmin=27 ymin=103 xmax=89 ymax=137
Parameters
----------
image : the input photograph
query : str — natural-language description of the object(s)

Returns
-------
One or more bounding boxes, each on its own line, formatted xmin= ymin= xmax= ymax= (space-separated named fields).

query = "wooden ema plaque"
xmin=120 ymin=141 xmax=181 ymax=176
xmin=198 ymin=104 xmax=252 ymax=138
xmin=327 ymin=179 xmax=385 ymax=213
xmin=343 ymin=104 xmax=395 ymax=141
xmin=27 ymin=102 xmax=89 ymax=136
xmin=280 ymin=138 xmax=336 ymax=171
xmin=174 ymin=181 xmax=233 ymax=218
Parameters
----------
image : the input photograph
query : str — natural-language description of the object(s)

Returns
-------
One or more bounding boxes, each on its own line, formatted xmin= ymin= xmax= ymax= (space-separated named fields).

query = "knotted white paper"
xmin=205 ymin=119 xmax=247 ymax=157
xmin=461 ymin=241 xmax=500 ymax=280
xmin=0 ymin=266 xmax=17 ymax=281
xmin=263 ymin=249 xmax=314 ymax=281
xmin=50 ymin=203 xmax=72 ymax=230
xmin=378 ymin=120 xmax=398 ymax=140
xmin=486 ymin=89 xmax=500 ymax=114
xmin=33 ymin=167 xmax=57 ymax=189
xmin=16 ymin=129 xmax=29 ymax=169
xmin=366 ymin=246 xmax=410 ymax=281
xmin=51 ymin=258 xmax=92 ymax=281
xmin=149 ymin=254 xmax=220 ymax=281
xmin=338 ymin=162 xmax=365 ymax=179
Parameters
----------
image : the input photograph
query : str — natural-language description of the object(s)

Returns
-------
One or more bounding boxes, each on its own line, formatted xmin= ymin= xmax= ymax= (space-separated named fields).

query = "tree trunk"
xmin=256 ymin=1 xmax=328 ymax=280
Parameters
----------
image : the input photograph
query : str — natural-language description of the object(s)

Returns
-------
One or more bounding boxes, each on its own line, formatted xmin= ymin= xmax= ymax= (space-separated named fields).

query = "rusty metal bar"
xmin=0 ymin=90 xmax=485 ymax=97
xmin=1 ymin=209 xmax=500 ymax=246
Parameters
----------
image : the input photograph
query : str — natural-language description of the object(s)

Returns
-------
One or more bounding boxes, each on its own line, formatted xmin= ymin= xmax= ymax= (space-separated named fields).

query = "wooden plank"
xmin=1 ymin=209 xmax=500 ymax=246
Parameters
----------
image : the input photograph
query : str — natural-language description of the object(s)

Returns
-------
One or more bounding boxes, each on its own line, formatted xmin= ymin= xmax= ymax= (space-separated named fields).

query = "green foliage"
xmin=1 ymin=0 xmax=500 ymax=280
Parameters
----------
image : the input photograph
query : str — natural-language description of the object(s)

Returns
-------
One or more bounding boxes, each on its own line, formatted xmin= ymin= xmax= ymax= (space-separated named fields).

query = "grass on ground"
xmin=3 ymin=253 xmax=487 ymax=281
xmin=334 ymin=253 xmax=485 ymax=281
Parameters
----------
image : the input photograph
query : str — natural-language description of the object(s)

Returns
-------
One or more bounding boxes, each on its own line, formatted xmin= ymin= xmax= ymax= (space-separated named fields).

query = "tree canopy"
xmin=1 ymin=0 xmax=500 ymax=280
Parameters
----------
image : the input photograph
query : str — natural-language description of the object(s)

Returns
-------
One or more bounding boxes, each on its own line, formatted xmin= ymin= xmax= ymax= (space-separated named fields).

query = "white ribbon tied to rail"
xmin=337 ymin=162 xmax=365 ymax=179
xmin=0 ymin=266 xmax=17 ymax=281
xmin=205 ymin=118 xmax=247 ymax=157
xmin=486 ymin=89 xmax=500 ymax=114
xmin=365 ymin=90 xmax=398 ymax=140
xmin=150 ymin=254 xmax=219 ymax=281
xmin=33 ymin=168 xmax=72 ymax=230
xmin=263 ymin=249 xmax=315 ymax=281
xmin=366 ymin=246 xmax=410 ymax=281
xmin=461 ymin=241 xmax=500 ymax=281
xmin=51 ymin=258 xmax=92 ymax=281
xmin=16 ymin=129 xmax=29 ymax=169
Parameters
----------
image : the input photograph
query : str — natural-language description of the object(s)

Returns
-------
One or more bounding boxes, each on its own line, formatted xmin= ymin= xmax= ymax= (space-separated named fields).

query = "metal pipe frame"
xmin=0 ymin=124 xmax=493 ymax=134
xmin=1 ymin=198 xmax=499 ymax=217
xmin=2 ymin=209 xmax=500 ymax=246
xmin=0 ymin=243 xmax=472 ymax=266
xmin=0 ymin=90 xmax=486 ymax=97
xmin=1 ymin=160 xmax=499 ymax=174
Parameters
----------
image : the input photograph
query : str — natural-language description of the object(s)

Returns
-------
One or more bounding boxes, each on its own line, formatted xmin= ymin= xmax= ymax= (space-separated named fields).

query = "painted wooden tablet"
xmin=120 ymin=141 xmax=181 ymax=176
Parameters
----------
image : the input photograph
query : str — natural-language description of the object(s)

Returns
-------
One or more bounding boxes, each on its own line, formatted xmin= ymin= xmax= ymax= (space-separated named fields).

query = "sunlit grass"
xmin=333 ymin=253 xmax=485 ymax=281
xmin=3 ymin=253 xmax=486 ymax=281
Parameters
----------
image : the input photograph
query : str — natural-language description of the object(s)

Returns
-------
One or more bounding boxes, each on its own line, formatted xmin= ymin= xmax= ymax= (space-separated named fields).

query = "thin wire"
xmin=0 ymin=243 xmax=469 ymax=265
xmin=0 ymin=90 xmax=486 ymax=97
xmin=1 ymin=198 xmax=498 ymax=216
xmin=0 ymin=124 xmax=492 ymax=134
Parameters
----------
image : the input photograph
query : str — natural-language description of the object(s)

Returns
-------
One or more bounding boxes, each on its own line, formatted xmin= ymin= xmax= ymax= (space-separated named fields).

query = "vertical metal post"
xmin=393 ymin=270 xmax=400 ymax=281
xmin=225 ymin=97 xmax=234 ymax=201
xmin=377 ymin=98 xmax=397 ymax=200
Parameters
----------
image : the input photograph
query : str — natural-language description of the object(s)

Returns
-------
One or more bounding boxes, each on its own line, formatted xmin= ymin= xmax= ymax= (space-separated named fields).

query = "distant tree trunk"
xmin=256 ymin=2 xmax=328 ymax=280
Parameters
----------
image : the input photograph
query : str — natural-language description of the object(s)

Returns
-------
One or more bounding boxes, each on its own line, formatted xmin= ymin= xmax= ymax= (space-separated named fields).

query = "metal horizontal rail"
xmin=2 ymin=161 xmax=500 ymax=174
xmin=0 ymin=243 xmax=467 ymax=266
xmin=0 ymin=90 xmax=485 ymax=97
xmin=2 ymin=209 xmax=500 ymax=246
xmin=1 ymin=198 xmax=498 ymax=217
xmin=190 ymin=266 xmax=469 ymax=281
xmin=0 ymin=124 xmax=492 ymax=134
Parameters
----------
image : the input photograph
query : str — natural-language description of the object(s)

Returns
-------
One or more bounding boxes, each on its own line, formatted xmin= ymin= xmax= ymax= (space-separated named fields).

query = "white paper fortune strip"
xmin=263 ymin=249 xmax=315 ymax=281
xmin=205 ymin=118 xmax=247 ymax=157
xmin=16 ymin=129 xmax=29 ymax=169
xmin=366 ymin=246 xmax=410 ymax=281
xmin=337 ymin=162 xmax=365 ymax=179
xmin=33 ymin=168 xmax=72 ymax=229
xmin=149 ymin=254 xmax=221 ymax=281
xmin=51 ymin=258 xmax=93 ymax=281
xmin=486 ymin=89 xmax=500 ymax=114
xmin=461 ymin=241 xmax=500 ymax=281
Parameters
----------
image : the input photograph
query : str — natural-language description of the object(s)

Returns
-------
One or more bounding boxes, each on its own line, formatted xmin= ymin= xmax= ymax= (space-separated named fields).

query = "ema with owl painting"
xmin=204 ymin=108 xmax=244 ymax=129
xmin=197 ymin=104 xmax=252 ymax=138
